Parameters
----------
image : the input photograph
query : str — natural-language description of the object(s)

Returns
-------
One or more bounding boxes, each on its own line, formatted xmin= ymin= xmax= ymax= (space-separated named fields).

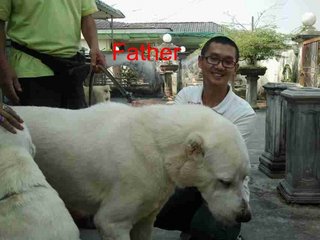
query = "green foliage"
xmin=120 ymin=66 xmax=138 ymax=82
xmin=226 ymin=28 xmax=290 ymax=65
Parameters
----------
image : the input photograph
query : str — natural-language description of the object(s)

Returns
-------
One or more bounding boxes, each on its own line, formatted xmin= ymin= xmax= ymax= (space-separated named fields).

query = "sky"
xmin=104 ymin=0 xmax=320 ymax=34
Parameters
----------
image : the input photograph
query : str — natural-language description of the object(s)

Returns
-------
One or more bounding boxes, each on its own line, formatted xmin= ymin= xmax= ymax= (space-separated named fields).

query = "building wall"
xmin=257 ymin=49 xmax=297 ymax=90
xmin=80 ymin=37 xmax=112 ymax=53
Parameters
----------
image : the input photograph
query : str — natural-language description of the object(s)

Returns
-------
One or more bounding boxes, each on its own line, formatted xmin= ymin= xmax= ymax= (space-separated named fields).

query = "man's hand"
xmin=90 ymin=48 xmax=106 ymax=73
xmin=0 ymin=103 xmax=24 ymax=134
xmin=0 ymin=61 xmax=21 ymax=104
xmin=131 ymin=99 xmax=162 ymax=107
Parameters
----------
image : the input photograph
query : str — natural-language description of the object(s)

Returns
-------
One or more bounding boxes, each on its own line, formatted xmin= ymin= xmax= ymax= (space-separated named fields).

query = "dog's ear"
xmin=185 ymin=132 xmax=204 ymax=158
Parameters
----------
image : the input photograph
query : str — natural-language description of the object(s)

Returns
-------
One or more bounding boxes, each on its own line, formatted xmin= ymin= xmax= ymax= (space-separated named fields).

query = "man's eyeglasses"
xmin=201 ymin=55 xmax=236 ymax=68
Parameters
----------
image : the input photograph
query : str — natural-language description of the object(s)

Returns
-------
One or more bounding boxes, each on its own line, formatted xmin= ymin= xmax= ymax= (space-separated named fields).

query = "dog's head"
xmin=165 ymin=119 xmax=251 ymax=226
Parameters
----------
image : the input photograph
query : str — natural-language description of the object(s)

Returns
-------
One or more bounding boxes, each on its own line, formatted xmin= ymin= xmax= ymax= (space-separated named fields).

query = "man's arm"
xmin=234 ymin=112 xmax=256 ymax=144
xmin=0 ymin=20 xmax=21 ymax=104
xmin=81 ymin=15 xmax=106 ymax=70
xmin=234 ymin=112 xmax=256 ymax=202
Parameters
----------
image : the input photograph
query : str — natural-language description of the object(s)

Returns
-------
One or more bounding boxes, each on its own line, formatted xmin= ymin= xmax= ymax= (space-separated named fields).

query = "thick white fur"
xmin=14 ymin=103 xmax=251 ymax=240
xmin=0 ymin=126 xmax=80 ymax=240
xmin=83 ymin=85 xmax=111 ymax=105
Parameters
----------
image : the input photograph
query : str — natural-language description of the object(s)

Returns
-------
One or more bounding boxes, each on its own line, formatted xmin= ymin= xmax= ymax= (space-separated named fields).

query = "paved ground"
xmin=241 ymin=109 xmax=320 ymax=240
xmin=80 ymin=99 xmax=320 ymax=240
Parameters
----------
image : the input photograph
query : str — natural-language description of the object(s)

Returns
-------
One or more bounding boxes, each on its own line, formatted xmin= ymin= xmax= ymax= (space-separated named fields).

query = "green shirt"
xmin=0 ymin=0 xmax=98 ymax=77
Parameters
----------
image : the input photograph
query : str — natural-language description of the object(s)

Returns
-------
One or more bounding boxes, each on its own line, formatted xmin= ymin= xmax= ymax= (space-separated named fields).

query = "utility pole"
xmin=251 ymin=16 xmax=254 ymax=31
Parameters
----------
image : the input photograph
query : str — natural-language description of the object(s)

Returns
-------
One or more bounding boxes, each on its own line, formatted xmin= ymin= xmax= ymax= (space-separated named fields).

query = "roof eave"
xmin=94 ymin=0 xmax=125 ymax=19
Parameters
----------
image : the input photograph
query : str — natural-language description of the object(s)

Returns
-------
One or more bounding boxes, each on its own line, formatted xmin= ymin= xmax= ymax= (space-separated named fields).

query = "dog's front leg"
xmin=130 ymin=211 xmax=158 ymax=240
xmin=94 ymin=210 xmax=131 ymax=240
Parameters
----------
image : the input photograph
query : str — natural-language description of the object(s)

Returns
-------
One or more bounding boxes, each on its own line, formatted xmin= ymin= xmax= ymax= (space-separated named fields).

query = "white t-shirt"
xmin=175 ymin=85 xmax=256 ymax=144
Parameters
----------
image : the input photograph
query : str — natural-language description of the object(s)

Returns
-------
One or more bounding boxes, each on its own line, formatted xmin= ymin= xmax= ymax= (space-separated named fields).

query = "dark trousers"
xmin=16 ymin=75 xmax=87 ymax=109
xmin=154 ymin=187 xmax=203 ymax=232
xmin=154 ymin=187 xmax=241 ymax=240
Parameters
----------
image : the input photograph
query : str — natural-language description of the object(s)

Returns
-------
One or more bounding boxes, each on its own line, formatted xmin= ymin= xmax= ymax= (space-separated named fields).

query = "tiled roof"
xmin=96 ymin=20 xmax=223 ymax=33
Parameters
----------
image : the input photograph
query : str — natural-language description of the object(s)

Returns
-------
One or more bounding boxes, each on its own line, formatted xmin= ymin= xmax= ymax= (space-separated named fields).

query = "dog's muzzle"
xmin=236 ymin=200 xmax=252 ymax=223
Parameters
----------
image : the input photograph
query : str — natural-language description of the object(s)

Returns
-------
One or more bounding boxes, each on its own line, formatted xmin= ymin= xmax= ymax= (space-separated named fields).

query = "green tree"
xmin=226 ymin=27 xmax=289 ymax=66
xmin=222 ymin=4 xmax=291 ymax=66
xmin=120 ymin=65 xmax=138 ymax=85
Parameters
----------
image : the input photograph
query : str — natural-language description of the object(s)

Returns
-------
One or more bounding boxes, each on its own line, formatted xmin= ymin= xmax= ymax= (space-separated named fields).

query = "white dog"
xmin=83 ymin=85 xmax=111 ymax=105
xmin=0 ymin=126 xmax=80 ymax=240
xmin=15 ymin=103 xmax=251 ymax=240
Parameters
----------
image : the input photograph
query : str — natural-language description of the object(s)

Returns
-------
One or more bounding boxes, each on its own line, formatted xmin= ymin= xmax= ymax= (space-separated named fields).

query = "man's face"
xmin=198 ymin=42 xmax=239 ymax=87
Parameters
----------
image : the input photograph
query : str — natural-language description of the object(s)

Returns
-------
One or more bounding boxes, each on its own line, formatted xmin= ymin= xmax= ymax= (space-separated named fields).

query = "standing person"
xmin=0 ymin=0 xmax=106 ymax=109
xmin=154 ymin=36 xmax=256 ymax=240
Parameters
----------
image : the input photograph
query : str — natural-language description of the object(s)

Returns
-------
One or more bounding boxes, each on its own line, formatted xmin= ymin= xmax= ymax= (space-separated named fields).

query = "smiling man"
xmin=174 ymin=36 xmax=255 ymax=143
xmin=154 ymin=36 xmax=256 ymax=240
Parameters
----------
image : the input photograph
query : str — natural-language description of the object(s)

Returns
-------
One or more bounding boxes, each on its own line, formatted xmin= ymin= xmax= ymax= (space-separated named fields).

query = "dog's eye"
xmin=218 ymin=179 xmax=231 ymax=187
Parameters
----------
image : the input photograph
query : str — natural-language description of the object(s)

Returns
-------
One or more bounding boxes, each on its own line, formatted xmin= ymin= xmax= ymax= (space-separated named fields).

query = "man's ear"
xmin=234 ymin=62 xmax=239 ymax=73
xmin=185 ymin=132 xmax=205 ymax=157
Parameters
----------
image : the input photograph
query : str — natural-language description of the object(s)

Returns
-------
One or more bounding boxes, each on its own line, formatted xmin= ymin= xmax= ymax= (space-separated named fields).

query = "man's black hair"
xmin=201 ymin=36 xmax=239 ymax=62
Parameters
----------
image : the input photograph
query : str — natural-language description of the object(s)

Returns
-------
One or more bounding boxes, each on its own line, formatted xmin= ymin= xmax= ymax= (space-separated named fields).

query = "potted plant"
xmin=225 ymin=26 xmax=289 ymax=107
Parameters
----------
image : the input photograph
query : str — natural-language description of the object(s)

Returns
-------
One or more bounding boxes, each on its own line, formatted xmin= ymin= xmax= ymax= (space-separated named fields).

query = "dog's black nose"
xmin=236 ymin=200 xmax=252 ymax=223
xmin=236 ymin=210 xmax=252 ymax=222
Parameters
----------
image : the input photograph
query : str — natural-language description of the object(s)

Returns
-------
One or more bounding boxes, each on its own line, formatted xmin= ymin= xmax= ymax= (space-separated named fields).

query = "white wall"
xmin=80 ymin=36 xmax=112 ymax=53
xmin=237 ymin=49 xmax=297 ymax=92
xmin=258 ymin=50 xmax=297 ymax=90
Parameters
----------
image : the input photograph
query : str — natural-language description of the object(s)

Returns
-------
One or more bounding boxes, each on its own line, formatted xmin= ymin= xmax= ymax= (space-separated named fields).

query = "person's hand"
xmin=0 ymin=103 xmax=24 ymax=134
xmin=131 ymin=100 xmax=145 ymax=107
xmin=131 ymin=99 xmax=161 ymax=107
xmin=90 ymin=48 xmax=106 ymax=73
xmin=0 ymin=61 xmax=22 ymax=104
